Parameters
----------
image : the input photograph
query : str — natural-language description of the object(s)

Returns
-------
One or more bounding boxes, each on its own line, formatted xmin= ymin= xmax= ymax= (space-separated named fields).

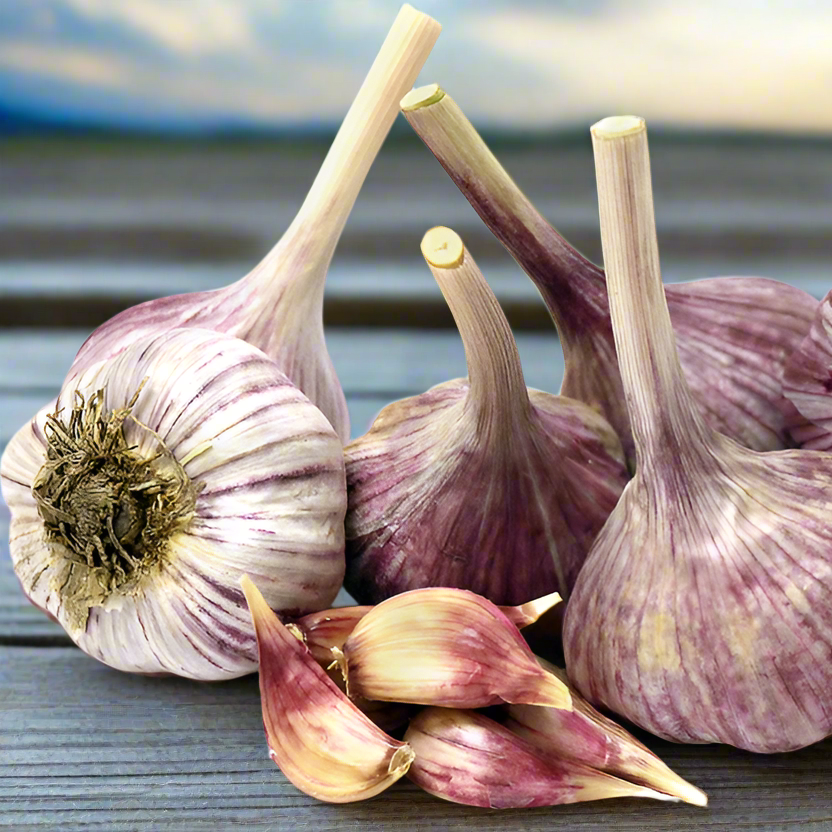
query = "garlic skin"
xmin=241 ymin=576 xmax=414 ymax=803
xmin=563 ymin=116 xmax=832 ymax=753
xmin=405 ymin=708 xmax=675 ymax=809
xmin=64 ymin=6 xmax=441 ymax=443
xmin=401 ymin=85 xmax=815 ymax=461
xmin=345 ymin=227 xmax=627 ymax=605
xmin=0 ymin=329 xmax=346 ymax=679
xmin=782 ymin=289 xmax=832 ymax=450
xmin=335 ymin=587 xmax=572 ymax=710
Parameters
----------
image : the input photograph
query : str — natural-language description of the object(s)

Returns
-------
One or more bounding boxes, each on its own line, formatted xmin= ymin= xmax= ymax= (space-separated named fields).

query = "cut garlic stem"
xmin=336 ymin=588 xmax=571 ymax=710
xmin=591 ymin=116 xmax=710 ymax=467
xmin=421 ymin=226 xmax=531 ymax=437
xmin=241 ymin=575 xmax=414 ymax=803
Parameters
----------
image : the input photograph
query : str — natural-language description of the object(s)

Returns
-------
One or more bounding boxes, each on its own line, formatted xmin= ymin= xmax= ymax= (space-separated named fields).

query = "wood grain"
xmin=1 ymin=646 xmax=830 ymax=831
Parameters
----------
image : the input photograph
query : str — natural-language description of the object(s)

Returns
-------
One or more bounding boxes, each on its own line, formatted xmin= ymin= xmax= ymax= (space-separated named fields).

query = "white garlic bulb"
xmin=0 ymin=328 xmax=346 ymax=680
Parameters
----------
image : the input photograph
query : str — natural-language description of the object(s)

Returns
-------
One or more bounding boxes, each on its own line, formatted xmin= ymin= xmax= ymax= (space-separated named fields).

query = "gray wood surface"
xmin=2 ymin=646 xmax=831 ymax=831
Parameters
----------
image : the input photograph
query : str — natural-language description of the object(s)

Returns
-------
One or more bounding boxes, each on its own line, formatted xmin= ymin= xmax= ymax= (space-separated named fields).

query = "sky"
xmin=0 ymin=0 xmax=830 ymax=134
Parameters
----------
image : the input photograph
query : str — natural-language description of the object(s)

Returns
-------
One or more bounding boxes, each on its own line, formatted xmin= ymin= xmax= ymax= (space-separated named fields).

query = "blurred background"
xmin=1 ymin=0 xmax=831 ymax=444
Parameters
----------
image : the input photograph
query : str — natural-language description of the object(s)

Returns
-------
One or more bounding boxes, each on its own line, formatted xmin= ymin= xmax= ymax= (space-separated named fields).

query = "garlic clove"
xmin=241 ymin=575 xmax=414 ymax=803
xmin=64 ymin=6 xmax=442 ymax=443
xmin=405 ymin=708 xmax=676 ymax=808
xmin=344 ymin=227 xmax=628 ymax=605
xmin=1 ymin=328 xmax=346 ymax=679
xmin=401 ymin=84 xmax=815 ymax=460
xmin=334 ymin=587 xmax=571 ymax=710
xmin=782 ymin=290 xmax=832 ymax=450
xmin=506 ymin=658 xmax=707 ymax=806
xmin=563 ymin=115 xmax=832 ymax=753
xmin=292 ymin=590 xmax=561 ymax=664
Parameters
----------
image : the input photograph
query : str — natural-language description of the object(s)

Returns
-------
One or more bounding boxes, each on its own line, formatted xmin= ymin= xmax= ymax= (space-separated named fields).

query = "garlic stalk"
xmin=65 ymin=6 xmax=441 ymax=443
xmin=292 ymin=590 xmax=560 ymax=665
xmin=0 ymin=329 xmax=346 ymax=679
xmin=405 ymin=708 xmax=675 ymax=808
xmin=782 ymin=290 xmax=832 ymax=450
xmin=401 ymin=84 xmax=815 ymax=460
xmin=344 ymin=227 xmax=627 ymax=604
xmin=506 ymin=658 xmax=707 ymax=806
xmin=241 ymin=576 xmax=414 ymax=803
xmin=563 ymin=115 xmax=832 ymax=753
xmin=333 ymin=587 xmax=572 ymax=710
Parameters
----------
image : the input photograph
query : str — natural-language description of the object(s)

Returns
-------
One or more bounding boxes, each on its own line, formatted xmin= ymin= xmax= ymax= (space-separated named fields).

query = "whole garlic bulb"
xmin=401 ymin=85 xmax=816 ymax=462
xmin=563 ymin=116 xmax=832 ymax=753
xmin=344 ymin=227 xmax=628 ymax=605
xmin=65 ymin=5 xmax=441 ymax=443
xmin=0 ymin=329 xmax=346 ymax=680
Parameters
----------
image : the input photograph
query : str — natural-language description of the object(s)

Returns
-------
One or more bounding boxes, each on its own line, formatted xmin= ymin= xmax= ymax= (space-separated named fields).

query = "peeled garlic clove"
xmin=335 ymin=588 xmax=571 ymax=710
xmin=1 ymin=328 xmax=346 ymax=680
xmin=293 ymin=591 xmax=560 ymax=663
xmin=782 ymin=290 xmax=832 ymax=450
xmin=506 ymin=659 xmax=707 ymax=806
xmin=241 ymin=576 xmax=413 ymax=803
xmin=401 ymin=85 xmax=815 ymax=460
xmin=344 ymin=227 xmax=627 ymax=605
xmin=64 ymin=6 xmax=441 ymax=443
xmin=563 ymin=115 xmax=832 ymax=753
xmin=405 ymin=708 xmax=675 ymax=809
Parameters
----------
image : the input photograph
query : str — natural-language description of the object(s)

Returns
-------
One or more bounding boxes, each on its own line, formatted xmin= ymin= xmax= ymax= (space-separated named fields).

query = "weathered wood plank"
xmin=0 ymin=647 xmax=830 ymax=831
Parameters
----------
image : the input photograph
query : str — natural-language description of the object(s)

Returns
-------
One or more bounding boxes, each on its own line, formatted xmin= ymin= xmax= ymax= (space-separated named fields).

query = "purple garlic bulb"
xmin=344 ymin=227 xmax=628 ymax=605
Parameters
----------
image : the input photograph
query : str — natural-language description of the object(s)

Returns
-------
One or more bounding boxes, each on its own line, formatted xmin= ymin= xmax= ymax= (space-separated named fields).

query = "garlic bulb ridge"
xmin=1 ymin=328 xmax=346 ymax=680
xmin=65 ymin=6 xmax=441 ymax=443
xmin=344 ymin=226 xmax=628 ymax=605
xmin=401 ymin=84 xmax=816 ymax=461
xmin=563 ymin=115 xmax=832 ymax=753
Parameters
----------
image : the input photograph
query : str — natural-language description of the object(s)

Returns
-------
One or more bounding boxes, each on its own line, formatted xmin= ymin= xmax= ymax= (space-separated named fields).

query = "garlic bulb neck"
xmin=421 ymin=226 xmax=531 ymax=441
xmin=401 ymin=85 xmax=608 ymax=342
xmin=591 ymin=116 xmax=713 ymax=470
xmin=32 ymin=385 xmax=198 ymax=629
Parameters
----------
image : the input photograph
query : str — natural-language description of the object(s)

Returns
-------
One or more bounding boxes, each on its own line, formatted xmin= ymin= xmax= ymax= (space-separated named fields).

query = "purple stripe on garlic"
xmin=401 ymin=85 xmax=816 ymax=462
xmin=63 ymin=6 xmax=442 ymax=443
xmin=0 ymin=328 xmax=346 ymax=680
xmin=562 ymin=115 xmax=832 ymax=753
xmin=344 ymin=227 xmax=628 ymax=605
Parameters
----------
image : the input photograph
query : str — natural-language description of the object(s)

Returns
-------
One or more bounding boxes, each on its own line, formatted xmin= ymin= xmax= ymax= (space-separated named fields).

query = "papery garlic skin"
xmin=563 ymin=115 xmax=832 ymax=753
xmin=345 ymin=228 xmax=627 ymax=605
xmin=401 ymin=85 xmax=815 ymax=461
xmin=65 ymin=6 xmax=442 ymax=443
xmin=336 ymin=587 xmax=571 ymax=710
xmin=1 ymin=329 xmax=346 ymax=680
xmin=242 ymin=576 xmax=413 ymax=803
xmin=405 ymin=708 xmax=674 ymax=809
xmin=782 ymin=289 xmax=832 ymax=450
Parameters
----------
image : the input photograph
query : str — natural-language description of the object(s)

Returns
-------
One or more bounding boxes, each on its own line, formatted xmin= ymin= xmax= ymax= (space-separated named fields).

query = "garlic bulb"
xmin=563 ymin=116 xmax=832 ymax=753
xmin=65 ymin=6 xmax=441 ymax=442
xmin=0 ymin=329 xmax=346 ymax=679
xmin=242 ymin=576 xmax=414 ymax=803
xmin=334 ymin=587 xmax=572 ymax=710
xmin=344 ymin=227 xmax=627 ymax=604
xmin=405 ymin=708 xmax=675 ymax=808
xmin=782 ymin=290 xmax=832 ymax=450
xmin=401 ymin=84 xmax=815 ymax=460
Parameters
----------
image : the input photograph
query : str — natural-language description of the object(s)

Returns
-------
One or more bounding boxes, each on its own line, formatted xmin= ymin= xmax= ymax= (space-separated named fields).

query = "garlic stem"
xmin=402 ymin=84 xmax=608 ymax=336
xmin=251 ymin=7 xmax=440 ymax=308
xmin=421 ymin=226 xmax=531 ymax=437
xmin=591 ymin=117 xmax=711 ymax=466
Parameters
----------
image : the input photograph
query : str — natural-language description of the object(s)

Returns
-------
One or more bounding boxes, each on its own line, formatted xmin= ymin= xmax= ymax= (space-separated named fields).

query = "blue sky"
xmin=0 ymin=0 xmax=830 ymax=133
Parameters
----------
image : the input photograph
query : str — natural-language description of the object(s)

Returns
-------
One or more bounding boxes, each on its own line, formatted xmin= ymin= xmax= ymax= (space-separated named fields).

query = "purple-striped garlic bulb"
xmin=0 ymin=329 xmax=346 ymax=680
xmin=64 ymin=6 xmax=441 ymax=443
xmin=343 ymin=227 xmax=628 ymax=605
xmin=401 ymin=84 xmax=816 ymax=463
xmin=563 ymin=116 xmax=832 ymax=753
